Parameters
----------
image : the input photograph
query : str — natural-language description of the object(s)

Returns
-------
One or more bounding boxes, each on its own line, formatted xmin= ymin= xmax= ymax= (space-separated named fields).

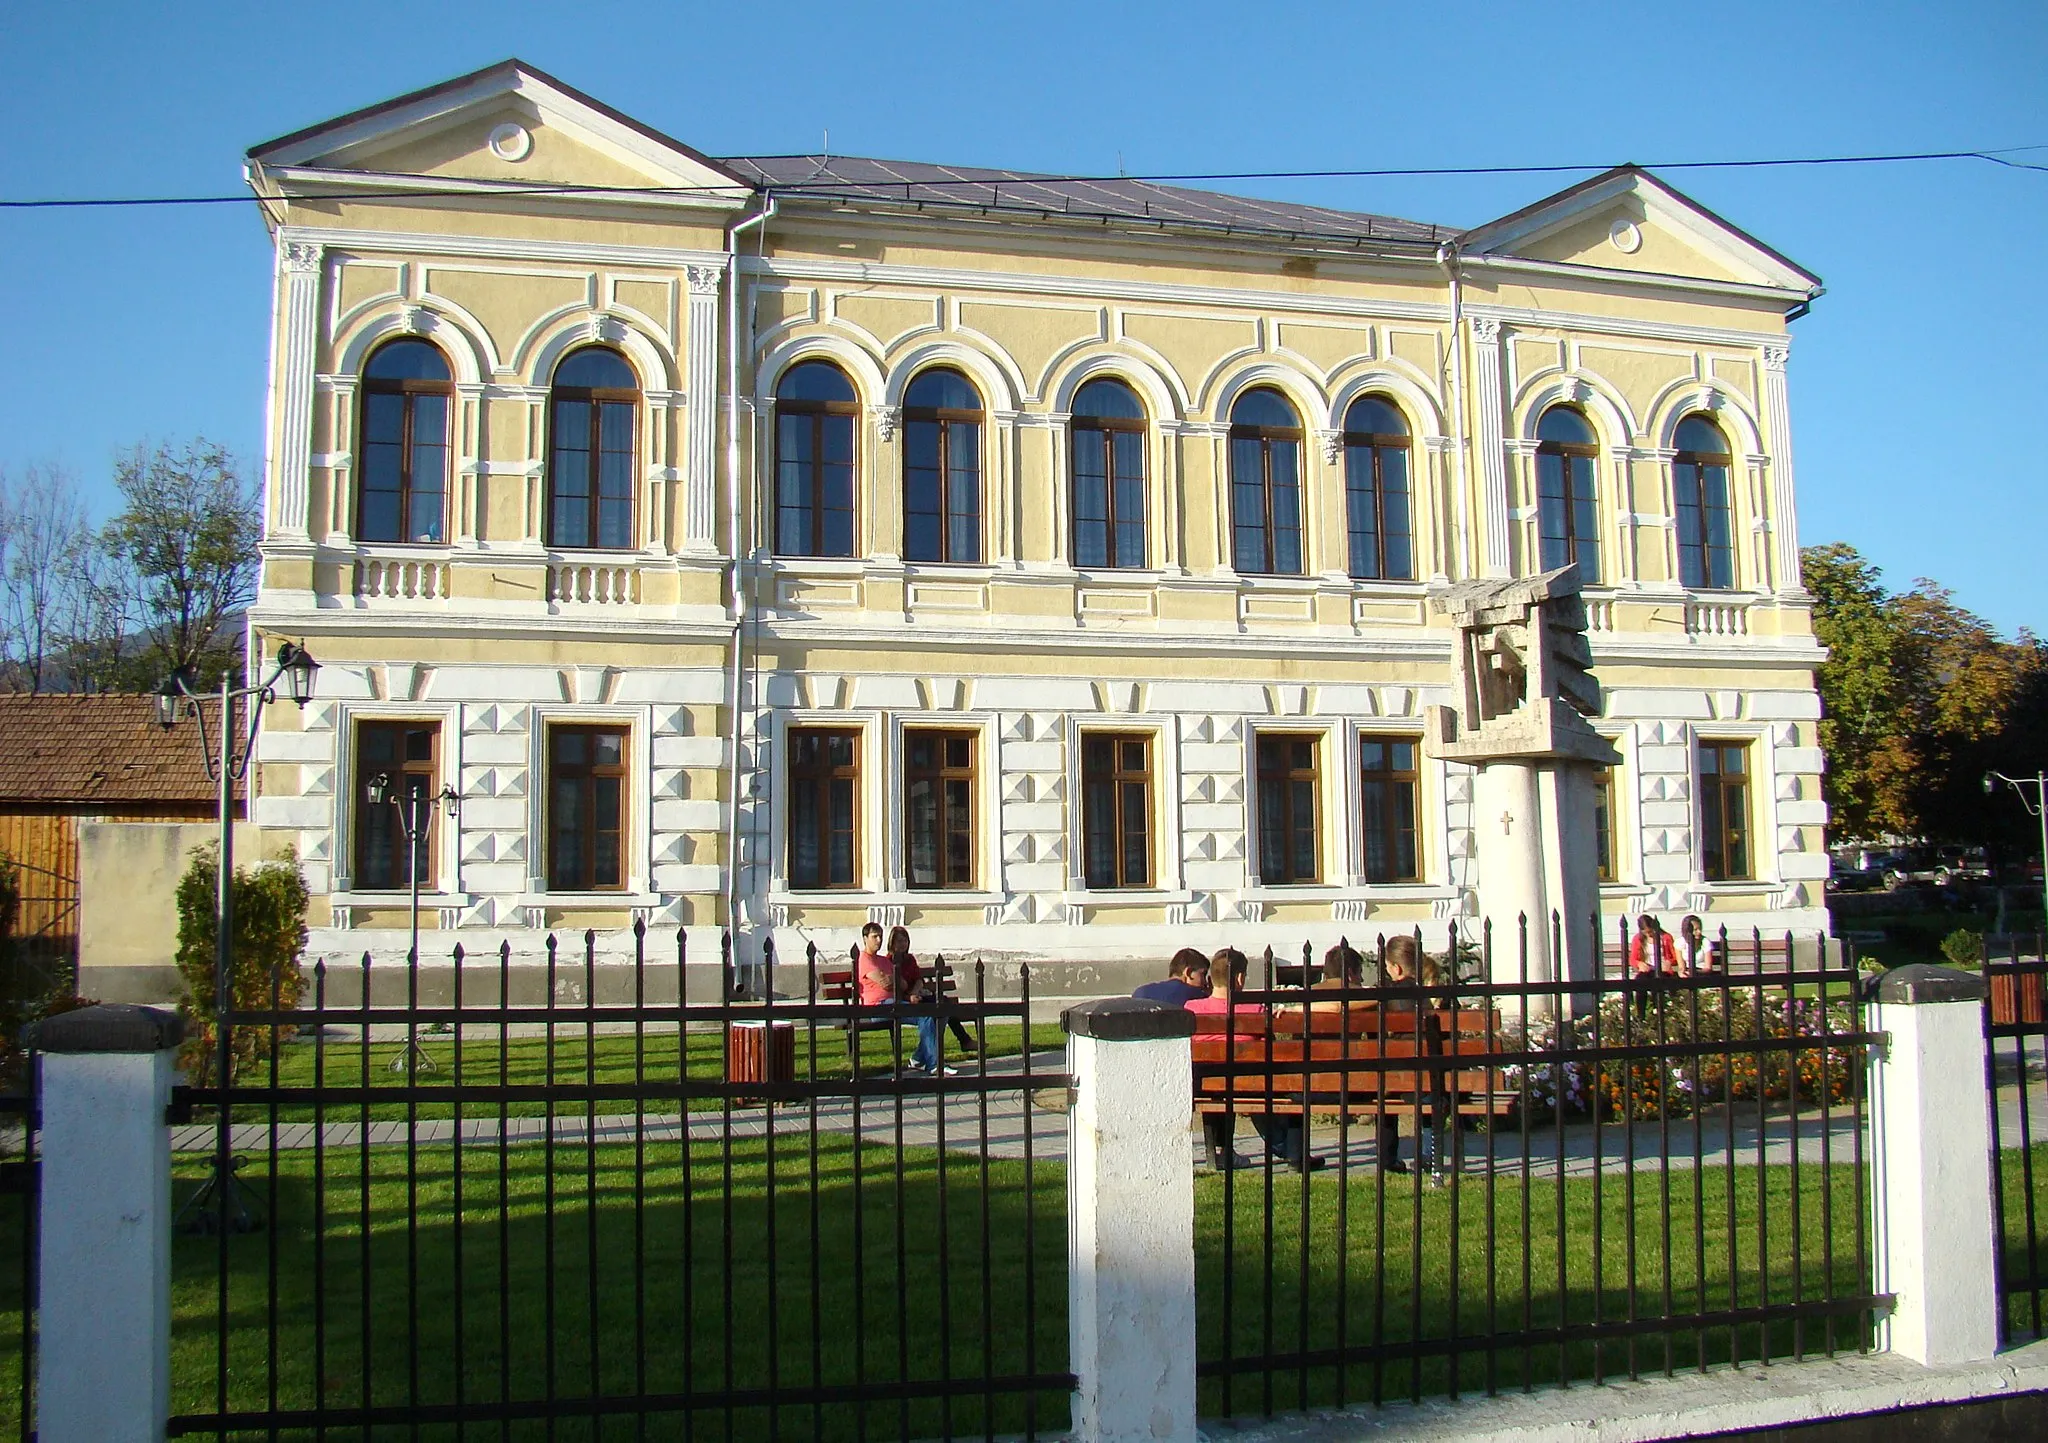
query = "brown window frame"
xmin=787 ymin=726 xmax=861 ymax=890
xmin=546 ymin=347 xmax=639 ymax=551
xmin=1081 ymin=732 xmax=1152 ymax=889
xmin=1592 ymin=765 xmax=1616 ymax=883
xmin=1341 ymin=398 xmax=1414 ymax=581
xmin=1698 ymin=740 xmax=1752 ymax=882
xmin=354 ymin=719 xmax=442 ymax=891
xmin=1229 ymin=392 xmax=1306 ymax=576
xmin=901 ymin=369 xmax=984 ymax=564
xmin=357 ymin=340 xmax=453 ymax=545
xmin=1358 ymin=734 xmax=1422 ymax=884
xmin=904 ymin=729 xmax=977 ymax=890
xmin=774 ymin=361 xmax=860 ymax=558
xmin=1673 ymin=417 xmax=1736 ymax=591
xmin=1255 ymin=732 xmax=1321 ymax=885
xmin=1070 ymin=386 xmax=1148 ymax=569
xmin=1535 ymin=406 xmax=1602 ymax=583
xmin=547 ymin=724 xmax=631 ymax=893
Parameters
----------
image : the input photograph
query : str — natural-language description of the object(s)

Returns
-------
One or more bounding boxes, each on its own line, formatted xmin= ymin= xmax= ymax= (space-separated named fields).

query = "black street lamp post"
xmin=157 ymin=640 xmax=318 ymax=1232
xmin=1984 ymin=769 xmax=2048 ymax=941
xmin=365 ymin=770 xmax=458 ymax=1072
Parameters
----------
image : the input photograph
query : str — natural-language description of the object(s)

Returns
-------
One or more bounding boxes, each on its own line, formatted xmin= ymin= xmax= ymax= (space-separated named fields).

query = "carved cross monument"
xmin=1425 ymin=565 xmax=1620 ymax=991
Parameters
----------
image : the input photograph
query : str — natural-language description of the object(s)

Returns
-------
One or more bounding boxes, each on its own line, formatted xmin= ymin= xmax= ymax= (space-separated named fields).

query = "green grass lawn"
xmin=4 ymin=1139 xmax=2048 ymax=1438
xmin=206 ymin=1020 xmax=1063 ymax=1127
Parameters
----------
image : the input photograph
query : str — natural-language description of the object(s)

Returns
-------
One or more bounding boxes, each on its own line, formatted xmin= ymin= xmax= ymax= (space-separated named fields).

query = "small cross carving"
xmin=1500 ymin=810 xmax=1515 ymax=836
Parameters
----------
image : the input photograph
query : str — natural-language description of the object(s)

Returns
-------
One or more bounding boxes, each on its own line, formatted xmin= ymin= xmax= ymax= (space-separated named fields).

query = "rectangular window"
xmin=1592 ymin=765 xmax=1616 ymax=883
xmin=355 ymin=720 xmax=441 ymax=890
xmin=788 ymin=727 xmax=860 ymax=889
xmin=548 ymin=725 xmax=629 ymax=891
xmin=1082 ymin=733 xmax=1152 ymax=888
xmin=1255 ymin=733 xmax=1320 ymax=885
xmin=1698 ymin=741 xmax=1751 ymax=882
xmin=1358 ymin=736 xmax=1421 ymax=883
xmin=905 ymin=729 xmax=975 ymax=889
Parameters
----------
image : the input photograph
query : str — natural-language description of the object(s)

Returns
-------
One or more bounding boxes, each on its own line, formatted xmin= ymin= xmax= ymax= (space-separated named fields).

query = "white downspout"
xmin=722 ymin=196 xmax=776 ymax=954
xmin=1438 ymin=241 xmax=1471 ymax=581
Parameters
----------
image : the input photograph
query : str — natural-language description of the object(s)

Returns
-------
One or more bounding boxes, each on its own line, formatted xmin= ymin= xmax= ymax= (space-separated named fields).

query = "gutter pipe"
xmin=1437 ymin=241 xmax=1471 ymax=579
xmin=722 ymin=194 xmax=776 ymax=953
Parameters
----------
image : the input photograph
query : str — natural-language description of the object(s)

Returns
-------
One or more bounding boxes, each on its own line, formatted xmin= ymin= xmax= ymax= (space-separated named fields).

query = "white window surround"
xmin=330 ymin=703 xmax=461 ymax=896
xmin=1597 ymin=725 xmax=1637 ymax=887
xmin=528 ymin=704 xmax=654 ymax=899
xmin=1062 ymin=714 xmax=1186 ymax=897
xmin=1689 ymin=721 xmax=1779 ymax=888
xmin=888 ymin=712 xmax=998 ymax=897
xmin=764 ymin=709 xmax=884 ymax=897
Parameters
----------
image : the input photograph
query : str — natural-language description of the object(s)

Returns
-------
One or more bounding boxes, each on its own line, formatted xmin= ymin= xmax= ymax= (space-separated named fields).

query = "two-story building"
xmin=243 ymin=59 xmax=1830 ymax=989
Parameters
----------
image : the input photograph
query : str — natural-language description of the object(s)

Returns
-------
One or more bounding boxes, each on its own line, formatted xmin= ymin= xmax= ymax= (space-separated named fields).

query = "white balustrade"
xmin=354 ymin=558 xmax=450 ymax=601
xmin=1583 ymin=597 xmax=1615 ymax=632
xmin=548 ymin=563 xmax=641 ymax=606
xmin=1685 ymin=599 xmax=1750 ymax=637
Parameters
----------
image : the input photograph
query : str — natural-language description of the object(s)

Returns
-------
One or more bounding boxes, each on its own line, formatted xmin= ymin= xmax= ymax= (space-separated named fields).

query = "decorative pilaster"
xmin=682 ymin=265 xmax=723 ymax=554
xmin=1468 ymin=316 xmax=1510 ymax=577
xmin=1760 ymin=343 xmax=1802 ymax=591
xmin=271 ymin=240 xmax=324 ymax=538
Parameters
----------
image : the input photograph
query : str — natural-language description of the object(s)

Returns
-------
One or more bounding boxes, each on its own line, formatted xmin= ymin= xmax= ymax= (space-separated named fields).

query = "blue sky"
xmin=2 ymin=1 xmax=2043 ymax=634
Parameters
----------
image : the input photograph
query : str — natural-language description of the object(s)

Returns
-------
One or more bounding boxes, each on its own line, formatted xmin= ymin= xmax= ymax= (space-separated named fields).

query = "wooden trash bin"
xmin=1991 ymin=970 xmax=2046 ymax=1026
xmin=726 ymin=1020 xmax=796 ymax=1105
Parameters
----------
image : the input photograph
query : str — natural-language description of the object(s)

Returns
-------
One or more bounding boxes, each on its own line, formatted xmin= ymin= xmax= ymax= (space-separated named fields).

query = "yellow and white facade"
xmin=244 ymin=61 xmax=1831 ymax=982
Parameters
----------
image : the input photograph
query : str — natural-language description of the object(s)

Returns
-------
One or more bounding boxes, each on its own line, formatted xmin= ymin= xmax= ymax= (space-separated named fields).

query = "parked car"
xmin=1827 ymin=857 xmax=1885 ymax=893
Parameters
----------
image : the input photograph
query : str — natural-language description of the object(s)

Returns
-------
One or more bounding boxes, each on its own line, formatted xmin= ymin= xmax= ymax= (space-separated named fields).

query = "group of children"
xmin=1132 ymin=938 xmax=1449 ymax=1177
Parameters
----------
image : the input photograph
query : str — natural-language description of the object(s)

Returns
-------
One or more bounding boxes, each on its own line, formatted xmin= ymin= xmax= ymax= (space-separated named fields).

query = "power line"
xmin=1 ymin=146 xmax=2043 ymax=211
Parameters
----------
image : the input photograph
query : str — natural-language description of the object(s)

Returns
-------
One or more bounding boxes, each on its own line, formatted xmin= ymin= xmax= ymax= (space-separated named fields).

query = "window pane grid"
xmin=1081 ymin=733 xmax=1151 ymax=889
xmin=1256 ymin=734 xmax=1319 ymax=884
xmin=547 ymin=348 xmax=637 ymax=552
xmin=1535 ymin=408 xmax=1601 ymax=583
xmin=788 ymin=728 xmax=860 ymax=889
xmin=1359 ymin=736 xmax=1421 ymax=883
xmin=548 ymin=725 xmax=629 ymax=891
xmin=1229 ymin=390 xmax=1305 ymax=576
xmin=1699 ymin=741 xmax=1751 ymax=881
xmin=902 ymin=370 xmax=982 ymax=563
xmin=1072 ymin=414 xmax=1147 ymax=569
xmin=358 ymin=343 xmax=452 ymax=545
xmin=355 ymin=721 xmax=441 ymax=890
xmin=905 ymin=730 xmax=976 ymax=889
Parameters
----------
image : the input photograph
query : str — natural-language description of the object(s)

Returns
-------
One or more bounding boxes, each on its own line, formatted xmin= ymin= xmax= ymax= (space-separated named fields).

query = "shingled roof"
xmin=720 ymin=154 xmax=1454 ymax=248
xmin=0 ymin=694 xmax=241 ymax=808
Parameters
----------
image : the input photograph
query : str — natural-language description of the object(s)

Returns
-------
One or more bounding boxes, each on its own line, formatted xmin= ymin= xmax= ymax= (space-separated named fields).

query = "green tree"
xmin=100 ymin=438 xmax=260 ymax=689
xmin=174 ymin=846 xmax=310 ymax=1086
xmin=1803 ymin=543 xmax=2043 ymax=843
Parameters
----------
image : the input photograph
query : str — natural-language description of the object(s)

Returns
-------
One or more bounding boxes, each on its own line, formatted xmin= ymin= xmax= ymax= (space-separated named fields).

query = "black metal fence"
xmin=1193 ymin=916 xmax=1886 ymax=1418
xmin=1982 ymin=933 xmax=2048 ymax=1341
xmin=0 ymin=1084 xmax=30 ymax=1443
xmin=163 ymin=922 xmax=1073 ymax=1441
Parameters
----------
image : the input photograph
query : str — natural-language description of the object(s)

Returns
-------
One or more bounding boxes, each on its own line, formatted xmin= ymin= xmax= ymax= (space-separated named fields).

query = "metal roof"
xmin=719 ymin=154 xmax=1456 ymax=248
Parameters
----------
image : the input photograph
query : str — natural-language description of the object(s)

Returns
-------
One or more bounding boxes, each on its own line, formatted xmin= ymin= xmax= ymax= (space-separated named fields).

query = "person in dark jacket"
xmin=1133 ymin=947 xmax=1213 ymax=1005
xmin=1376 ymin=934 xmax=1449 ymax=1176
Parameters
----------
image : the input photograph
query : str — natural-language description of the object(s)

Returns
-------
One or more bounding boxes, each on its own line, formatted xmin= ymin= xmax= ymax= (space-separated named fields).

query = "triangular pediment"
xmin=249 ymin=59 xmax=750 ymax=210
xmin=1462 ymin=166 xmax=1820 ymax=293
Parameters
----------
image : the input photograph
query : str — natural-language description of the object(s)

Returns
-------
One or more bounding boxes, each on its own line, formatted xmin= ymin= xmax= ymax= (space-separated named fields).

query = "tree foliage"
xmin=1803 ymin=542 xmax=2043 ymax=845
xmin=174 ymin=846 xmax=310 ymax=1087
xmin=103 ymin=439 xmax=261 ymax=689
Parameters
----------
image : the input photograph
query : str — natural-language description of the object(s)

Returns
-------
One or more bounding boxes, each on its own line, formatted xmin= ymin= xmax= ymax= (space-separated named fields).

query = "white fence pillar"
xmin=1867 ymin=964 xmax=2000 ymax=1366
xmin=27 ymin=1003 xmax=184 ymax=1443
xmin=1064 ymin=997 xmax=1198 ymax=1443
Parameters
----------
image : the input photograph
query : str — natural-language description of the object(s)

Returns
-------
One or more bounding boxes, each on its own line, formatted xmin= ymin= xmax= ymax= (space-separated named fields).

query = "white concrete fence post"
xmin=1063 ymin=996 xmax=1199 ymax=1443
xmin=25 ymin=1003 xmax=185 ymax=1443
xmin=1866 ymin=963 xmax=2000 ymax=1366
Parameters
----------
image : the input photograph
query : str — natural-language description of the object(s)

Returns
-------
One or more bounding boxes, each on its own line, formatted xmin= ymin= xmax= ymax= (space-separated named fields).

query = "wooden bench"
xmin=1599 ymin=935 xmax=1798 ymax=978
xmin=1192 ymin=1004 xmax=1516 ymax=1125
xmin=811 ymin=945 xmax=962 ymax=1072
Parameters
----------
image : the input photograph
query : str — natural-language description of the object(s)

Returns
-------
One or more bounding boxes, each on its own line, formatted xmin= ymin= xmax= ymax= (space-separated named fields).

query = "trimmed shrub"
xmin=174 ymin=846 xmax=310 ymax=1086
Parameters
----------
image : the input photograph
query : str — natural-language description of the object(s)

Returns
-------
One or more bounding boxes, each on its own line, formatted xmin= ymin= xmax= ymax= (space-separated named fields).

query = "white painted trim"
xmin=1468 ymin=300 xmax=1790 ymax=351
xmin=283 ymin=223 xmax=733 ymax=272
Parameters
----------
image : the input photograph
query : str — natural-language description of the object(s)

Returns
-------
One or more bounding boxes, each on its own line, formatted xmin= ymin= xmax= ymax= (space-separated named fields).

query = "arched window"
xmin=1342 ymin=396 xmax=1413 ymax=581
xmin=902 ymin=368 xmax=982 ymax=563
xmin=1228 ymin=387 xmax=1304 ymax=575
xmin=775 ymin=360 xmax=858 ymax=557
xmin=547 ymin=347 xmax=638 ymax=550
xmin=1535 ymin=406 xmax=1600 ymax=582
xmin=358 ymin=339 xmax=452 ymax=544
xmin=1070 ymin=377 xmax=1147 ymax=569
xmin=1673 ymin=415 xmax=1735 ymax=590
